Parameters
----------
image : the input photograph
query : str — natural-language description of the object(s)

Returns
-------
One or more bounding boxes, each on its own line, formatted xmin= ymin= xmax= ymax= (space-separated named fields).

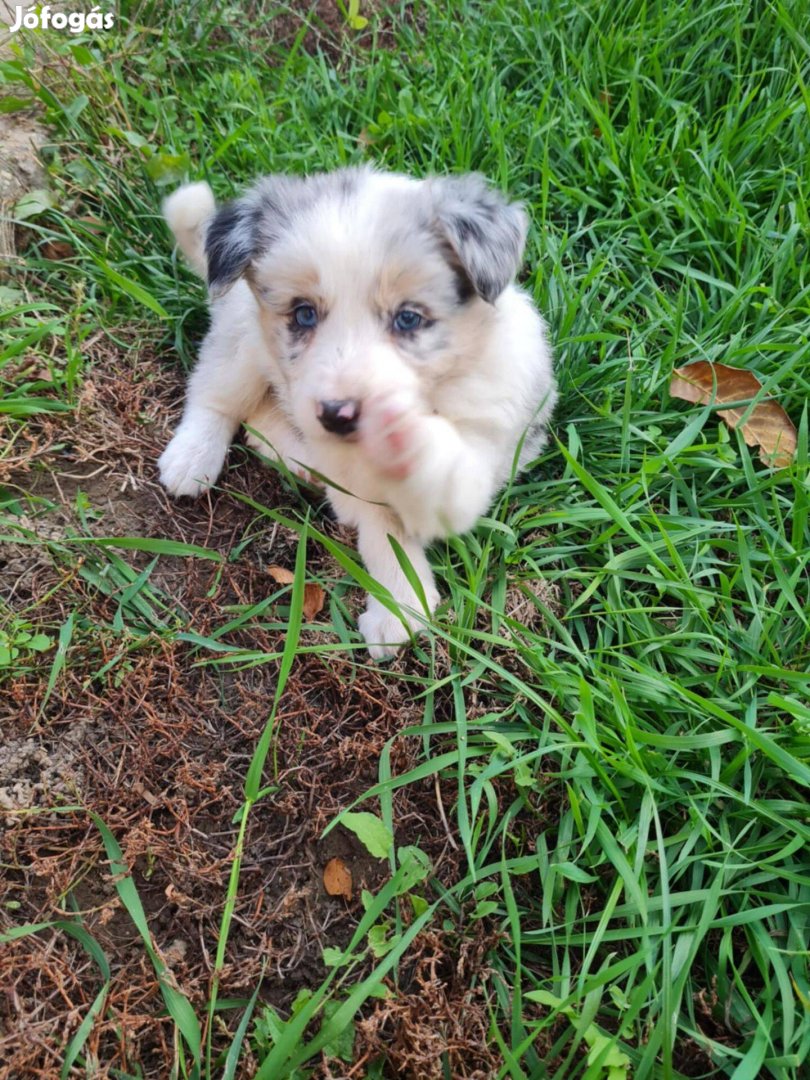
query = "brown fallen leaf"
xmin=267 ymin=565 xmax=295 ymax=585
xmin=303 ymin=583 xmax=325 ymax=622
xmin=268 ymin=567 xmax=325 ymax=621
xmin=323 ymin=857 xmax=352 ymax=900
xmin=40 ymin=240 xmax=75 ymax=261
xmin=670 ymin=361 xmax=797 ymax=468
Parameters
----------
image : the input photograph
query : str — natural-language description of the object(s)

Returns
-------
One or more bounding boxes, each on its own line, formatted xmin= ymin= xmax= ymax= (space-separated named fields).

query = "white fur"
xmin=158 ymin=168 xmax=556 ymax=658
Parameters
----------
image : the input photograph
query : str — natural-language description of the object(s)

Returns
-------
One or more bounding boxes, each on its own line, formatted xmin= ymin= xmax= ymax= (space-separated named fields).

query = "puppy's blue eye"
xmin=393 ymin=309 xmax=423 ymax=333
xmin=293 ymin=304 xmax=318 ymax=329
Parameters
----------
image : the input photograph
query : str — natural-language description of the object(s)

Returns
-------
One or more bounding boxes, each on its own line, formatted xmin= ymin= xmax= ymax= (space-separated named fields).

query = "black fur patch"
xmin=205 ymin=201 xmax=260 ymax=292
xmin=452 ymin=265 xmax=477 ymax=304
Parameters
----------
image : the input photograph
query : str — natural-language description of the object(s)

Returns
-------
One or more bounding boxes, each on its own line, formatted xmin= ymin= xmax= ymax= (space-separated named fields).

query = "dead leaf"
xmin=670 ymin=361 xmax=796 ymax=468
xmin=40 ymin=240 xmax=75 ymax=261
xmin=323 ymin=857 xmax=352 ymax=899
xmin=268 ymin=568 xmax=325 ymax=620
xmin=303 ymin=583 xmax=325 ymax=622
xmin=267 ymin=565 xmax=295 ymax=585
xmin=164 ymin=938 xmax=188 ymax=964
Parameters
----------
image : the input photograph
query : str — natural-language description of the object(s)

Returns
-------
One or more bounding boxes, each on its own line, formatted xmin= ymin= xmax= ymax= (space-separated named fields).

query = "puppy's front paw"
xmin=158 ymin=431 xmax=228 ymax=497
xmin=359 ymin=391 xmax=427 ymax=481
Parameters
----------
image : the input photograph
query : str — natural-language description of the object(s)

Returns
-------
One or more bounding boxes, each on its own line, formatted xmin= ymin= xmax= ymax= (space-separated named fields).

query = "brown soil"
xmin=0 ymin=333 xmax=547 ymax=1078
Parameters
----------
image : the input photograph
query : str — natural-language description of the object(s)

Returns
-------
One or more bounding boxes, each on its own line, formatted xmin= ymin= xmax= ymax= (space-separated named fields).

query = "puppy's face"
xmin=204 ymin=168 xmax=527 ymax=444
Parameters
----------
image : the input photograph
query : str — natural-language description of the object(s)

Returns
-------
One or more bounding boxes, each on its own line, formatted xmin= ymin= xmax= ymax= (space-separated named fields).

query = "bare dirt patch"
xmin=0 ymin=722 xmax=86 ymax=822
xmin=0 ymin=109 xmax=46 ymax=267
xmin=0 ymin=337 xmax=539 ymax=1077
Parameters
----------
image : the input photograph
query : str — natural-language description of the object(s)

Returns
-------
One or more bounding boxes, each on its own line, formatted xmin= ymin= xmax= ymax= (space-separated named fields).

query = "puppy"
xmin=158 ymin=167 xmax=556 ymax=657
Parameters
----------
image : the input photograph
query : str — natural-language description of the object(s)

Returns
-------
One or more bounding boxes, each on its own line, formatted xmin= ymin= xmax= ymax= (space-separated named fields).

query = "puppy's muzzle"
xmin=317 ymin=399 xmax=361 ymax=437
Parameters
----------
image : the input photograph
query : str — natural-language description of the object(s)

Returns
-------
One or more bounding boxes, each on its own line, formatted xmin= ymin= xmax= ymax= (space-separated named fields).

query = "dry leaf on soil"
xmin=323 ymin=857 xmax=352 ymax=899
xmin=41 ymin=240 xmax=75 ymax=261
xmin=670 ymin=361 xmax=796 ymax=468
xmin=303 ymin=584 xmax=325 ymax=621
xmin=268 ymin=567 xmax=325 ymax=621
xmin=267 ymin=565 xmax=295 ymax=585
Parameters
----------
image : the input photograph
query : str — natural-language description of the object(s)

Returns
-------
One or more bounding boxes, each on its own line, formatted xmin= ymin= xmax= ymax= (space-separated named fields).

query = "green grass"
xmin=2 ymin=0 xmax=809 ymax=1076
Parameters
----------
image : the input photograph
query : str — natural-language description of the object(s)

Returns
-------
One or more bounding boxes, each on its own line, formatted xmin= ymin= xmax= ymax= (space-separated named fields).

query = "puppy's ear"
xmin=432 ymin=174 xmax=528 ymax=303
xmin=205 ymin=175 xmax=311 ymax=296
xmin=205 ymin=199 xmax=261 ymax=295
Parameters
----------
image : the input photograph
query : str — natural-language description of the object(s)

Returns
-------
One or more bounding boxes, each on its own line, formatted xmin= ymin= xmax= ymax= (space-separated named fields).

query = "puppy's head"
xmin=205 ymin=167 xmax=527 ymax=441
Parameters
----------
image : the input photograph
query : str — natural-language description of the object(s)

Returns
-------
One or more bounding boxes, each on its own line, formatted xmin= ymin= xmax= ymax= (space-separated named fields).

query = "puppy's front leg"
xmin=349 ymin=501 xmax=440 ymax=660
xmin=159 ymin=344 xmax=267 ymax=498
xmin=159 ymin=408 xmax=238 ymax=498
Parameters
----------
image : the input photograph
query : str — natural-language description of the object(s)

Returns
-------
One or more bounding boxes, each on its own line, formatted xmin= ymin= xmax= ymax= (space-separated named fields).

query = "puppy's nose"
xmin=317 ymin=399 xmax=361 ymax=437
